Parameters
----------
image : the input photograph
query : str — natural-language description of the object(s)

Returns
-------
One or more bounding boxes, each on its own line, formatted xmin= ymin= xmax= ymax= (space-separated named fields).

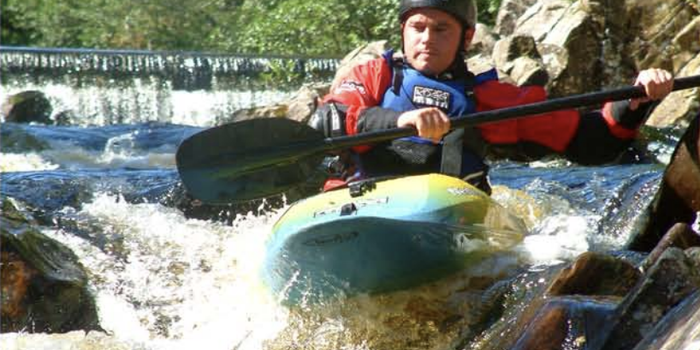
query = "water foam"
xmin=26 ymin=193 xmax=291 ymax=350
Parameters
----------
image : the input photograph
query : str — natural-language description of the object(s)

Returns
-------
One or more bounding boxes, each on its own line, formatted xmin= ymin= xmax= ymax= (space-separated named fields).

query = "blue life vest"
xmin=371 ymin=50 xmax=498 ymax=180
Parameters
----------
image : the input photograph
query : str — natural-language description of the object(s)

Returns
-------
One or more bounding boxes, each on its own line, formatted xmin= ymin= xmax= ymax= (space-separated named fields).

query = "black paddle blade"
xmin=176 ymin=118 xmax=326 ymax=203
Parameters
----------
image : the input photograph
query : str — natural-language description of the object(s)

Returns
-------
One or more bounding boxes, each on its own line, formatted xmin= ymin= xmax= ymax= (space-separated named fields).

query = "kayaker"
xmin=309 ymin=0 xmax=674 ymax=194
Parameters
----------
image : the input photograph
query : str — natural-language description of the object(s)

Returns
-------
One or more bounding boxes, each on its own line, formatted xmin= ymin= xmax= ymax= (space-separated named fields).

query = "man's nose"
xmin=420 ymin=28 xmax=436 ymax=43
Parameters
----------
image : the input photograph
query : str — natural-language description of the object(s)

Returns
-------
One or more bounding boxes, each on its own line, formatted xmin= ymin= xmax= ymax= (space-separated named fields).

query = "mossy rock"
xmin=1 ymin=197 xmax=101 ymax=333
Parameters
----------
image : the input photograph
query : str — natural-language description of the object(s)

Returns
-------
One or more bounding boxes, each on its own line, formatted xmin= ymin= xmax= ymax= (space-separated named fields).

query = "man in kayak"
xmin=309 ymin=0 xmax=674 ymax=194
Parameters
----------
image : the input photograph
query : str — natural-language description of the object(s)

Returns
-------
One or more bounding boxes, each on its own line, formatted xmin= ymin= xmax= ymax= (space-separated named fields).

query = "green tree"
xmin=1 ymin=0 xmax=36 ymax=45
xmin=228 ymin=0 xmax=400 ymax=56
xmin=1 ymin=0 xmax=502 ymax=55
xmin=1 ymin=0 xmax=87 ymax=47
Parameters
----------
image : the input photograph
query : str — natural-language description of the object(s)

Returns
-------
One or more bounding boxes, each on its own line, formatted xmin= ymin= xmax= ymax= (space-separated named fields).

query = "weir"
xmin=1 ymin=46 xmax=340 ymax=90
xmin=0 ymin=46 xmax=340 ymax=126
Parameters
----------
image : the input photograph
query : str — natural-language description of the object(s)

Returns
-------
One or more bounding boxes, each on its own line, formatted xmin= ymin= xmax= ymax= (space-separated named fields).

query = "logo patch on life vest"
xmin=336 ymin=80 xmax=367 ymax=95
xmin=412 ymin=86 xmax=451 ymax=110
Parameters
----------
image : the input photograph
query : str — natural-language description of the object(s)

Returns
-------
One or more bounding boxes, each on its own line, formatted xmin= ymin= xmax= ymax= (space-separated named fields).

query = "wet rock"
xmin=162 ymin=181 xmax=284 ymax=223
xmin=629 ymin=112 xmax=700 ymax=251
xmin=546 ymin=252 xmax=640 ymax=297
xmin=1 ymin=250 xmax=37 ymax=321
xmin=52 ymin=109 xmax=76 ymax=126
xmin=0 ymin=197 xmax=100 ymax=333
xmin=1 ymin=90 xmax=53 ymax=124
xmin=163 ymin=179 xmax=319 ymax=223
xmin=0 ymin=171 xmax=105 ymax=221
xmin=466 ymin=266 xmax=567 ymax=350
xmin=601 ymin=248 xmax=700 ymax=350
xmin=632 ymin=290 xmax=700 ymax=350
xmin=640 ymin=223 xmax=700 ymax=271
xmin=687 ymin=246 xmax=700 ymax=267
xmin=467 ymin=252 xmax=636 ymax=350
xmin=479 ymin=252 xmax=637 ymax=349
xmin=510 ymin=296 xmax=617 ymax=350
xmin=0 ymin=123 xmax=50 ymax=152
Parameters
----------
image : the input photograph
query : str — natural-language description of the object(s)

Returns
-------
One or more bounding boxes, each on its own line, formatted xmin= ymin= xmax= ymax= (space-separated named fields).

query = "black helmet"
xmin=399 ymin=0 xmax=477 ymax=28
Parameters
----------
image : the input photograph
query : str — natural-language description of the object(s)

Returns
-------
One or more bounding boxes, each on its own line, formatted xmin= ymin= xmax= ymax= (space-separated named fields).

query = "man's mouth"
xmin=418 ymin=50 xmax=438 ymax=57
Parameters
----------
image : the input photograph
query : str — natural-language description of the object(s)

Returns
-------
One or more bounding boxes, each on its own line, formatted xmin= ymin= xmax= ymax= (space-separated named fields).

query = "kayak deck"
xmin=262 ymin=174 xmax=526 ymax=306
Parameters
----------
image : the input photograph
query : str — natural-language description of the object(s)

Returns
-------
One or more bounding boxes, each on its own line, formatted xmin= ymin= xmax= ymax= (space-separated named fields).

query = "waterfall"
xmin=0 ymin=46 xmax=339 ymax=126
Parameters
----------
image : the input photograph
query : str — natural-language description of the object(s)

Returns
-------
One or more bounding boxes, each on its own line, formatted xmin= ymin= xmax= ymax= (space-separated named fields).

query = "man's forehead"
xmin=404 ymin=8 xmax=460 ymax=25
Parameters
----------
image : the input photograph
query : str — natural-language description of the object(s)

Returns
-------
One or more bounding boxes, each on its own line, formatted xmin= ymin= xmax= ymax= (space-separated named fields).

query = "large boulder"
xmin=1 ymin=197 xmax=101 ymax=333
xmin=489 ymin=0 xmax=700 ymax=112
xmin=601 ymin=248 xmax=700 ymax=350
xmin=331 ymin=40 xmax=390 ymax=89
xmin=495 ymin=0 xmax=609 ymax=95
xmin=647 ymin=53 xmax=700 ymax=127
xmin=509 ymin=296 xmax=617 ymax=350
xmin=494 ymin=0 xmax=539 ymax=37
xmin=220 ymin=83 xmax=329 ymax=125
xmin=538 ymin=2 xmax=604 ymax=96
xmin=468 ymin=23 xmax=499 ymax=57
xmin=513 ymin=0 xmax=573 ymax=42
xmin=622 ymin=0 xmax=698 ymax=71
xmin=632 ymin=290 xmax=700 ymax=350
xmin=629 ymin=113 xmax=700 ymax=251
xmin=492 ymin=34 xmax=549 ymax=86
xmin=1 ymin=90 xmax=53 ymax=124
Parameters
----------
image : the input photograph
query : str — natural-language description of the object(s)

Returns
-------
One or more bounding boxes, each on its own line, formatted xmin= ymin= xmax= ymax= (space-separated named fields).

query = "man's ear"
xmin=463 ymin=27 xmax=475 ymax=48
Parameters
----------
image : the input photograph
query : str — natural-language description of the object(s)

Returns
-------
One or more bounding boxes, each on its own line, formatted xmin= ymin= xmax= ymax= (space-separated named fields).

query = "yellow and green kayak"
xmin=262 ymin=173 xmax=526 ymax=306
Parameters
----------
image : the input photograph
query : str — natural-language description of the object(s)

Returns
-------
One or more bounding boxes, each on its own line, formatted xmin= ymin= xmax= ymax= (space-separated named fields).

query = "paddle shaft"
xmin=320 ymin=74 xmax=700 ymax=151
xmin=177 ymin=74 xmax=700 ymax=203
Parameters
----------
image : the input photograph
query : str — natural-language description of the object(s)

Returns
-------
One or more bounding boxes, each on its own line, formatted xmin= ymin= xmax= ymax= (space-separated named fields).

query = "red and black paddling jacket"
xmin=309 ymin=50 xmax=656 ymax=193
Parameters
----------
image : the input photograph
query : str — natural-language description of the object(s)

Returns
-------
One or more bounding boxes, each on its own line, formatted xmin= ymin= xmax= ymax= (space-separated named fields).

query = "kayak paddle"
xmin=176 ymin=74 xmax=700 ymax=203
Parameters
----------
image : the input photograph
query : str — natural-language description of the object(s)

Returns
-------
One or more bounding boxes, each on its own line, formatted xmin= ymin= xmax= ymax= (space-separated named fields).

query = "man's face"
xmin=402 ymin=8 xmax=471 ymax=76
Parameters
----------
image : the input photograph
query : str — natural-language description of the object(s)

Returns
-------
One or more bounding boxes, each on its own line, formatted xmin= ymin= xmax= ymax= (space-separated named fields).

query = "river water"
xmin=0 ymin=48 xmax=682 ymax=350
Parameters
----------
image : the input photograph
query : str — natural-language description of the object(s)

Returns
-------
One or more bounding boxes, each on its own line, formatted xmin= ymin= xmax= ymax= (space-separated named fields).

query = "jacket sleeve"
xmin=564 ymin=100 xmax=658 ymax=164
xmin=473 ymin=80 xmax=655 ymax=164
xmin=474 ymin=80 xmax=580 ymax=153
xmin=321 ymin=57 xmax=396 ymax=152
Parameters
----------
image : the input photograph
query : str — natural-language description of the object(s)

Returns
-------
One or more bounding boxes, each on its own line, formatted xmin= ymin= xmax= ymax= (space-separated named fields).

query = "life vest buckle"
xmin=349 ymin=179 xmax=377 ymax=197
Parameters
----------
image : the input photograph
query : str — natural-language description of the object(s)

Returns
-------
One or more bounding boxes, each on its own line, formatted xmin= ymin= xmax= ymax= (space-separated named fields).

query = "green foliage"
xmin=259 ymin=59 xmax=304 ymax=86
xmin=1 ymin=0 xmax=502 ymax=56
xmin=230 ymin=0 xmax=400 ymax=56
xmin=477 ymin=0 xmax=502 ymax=26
